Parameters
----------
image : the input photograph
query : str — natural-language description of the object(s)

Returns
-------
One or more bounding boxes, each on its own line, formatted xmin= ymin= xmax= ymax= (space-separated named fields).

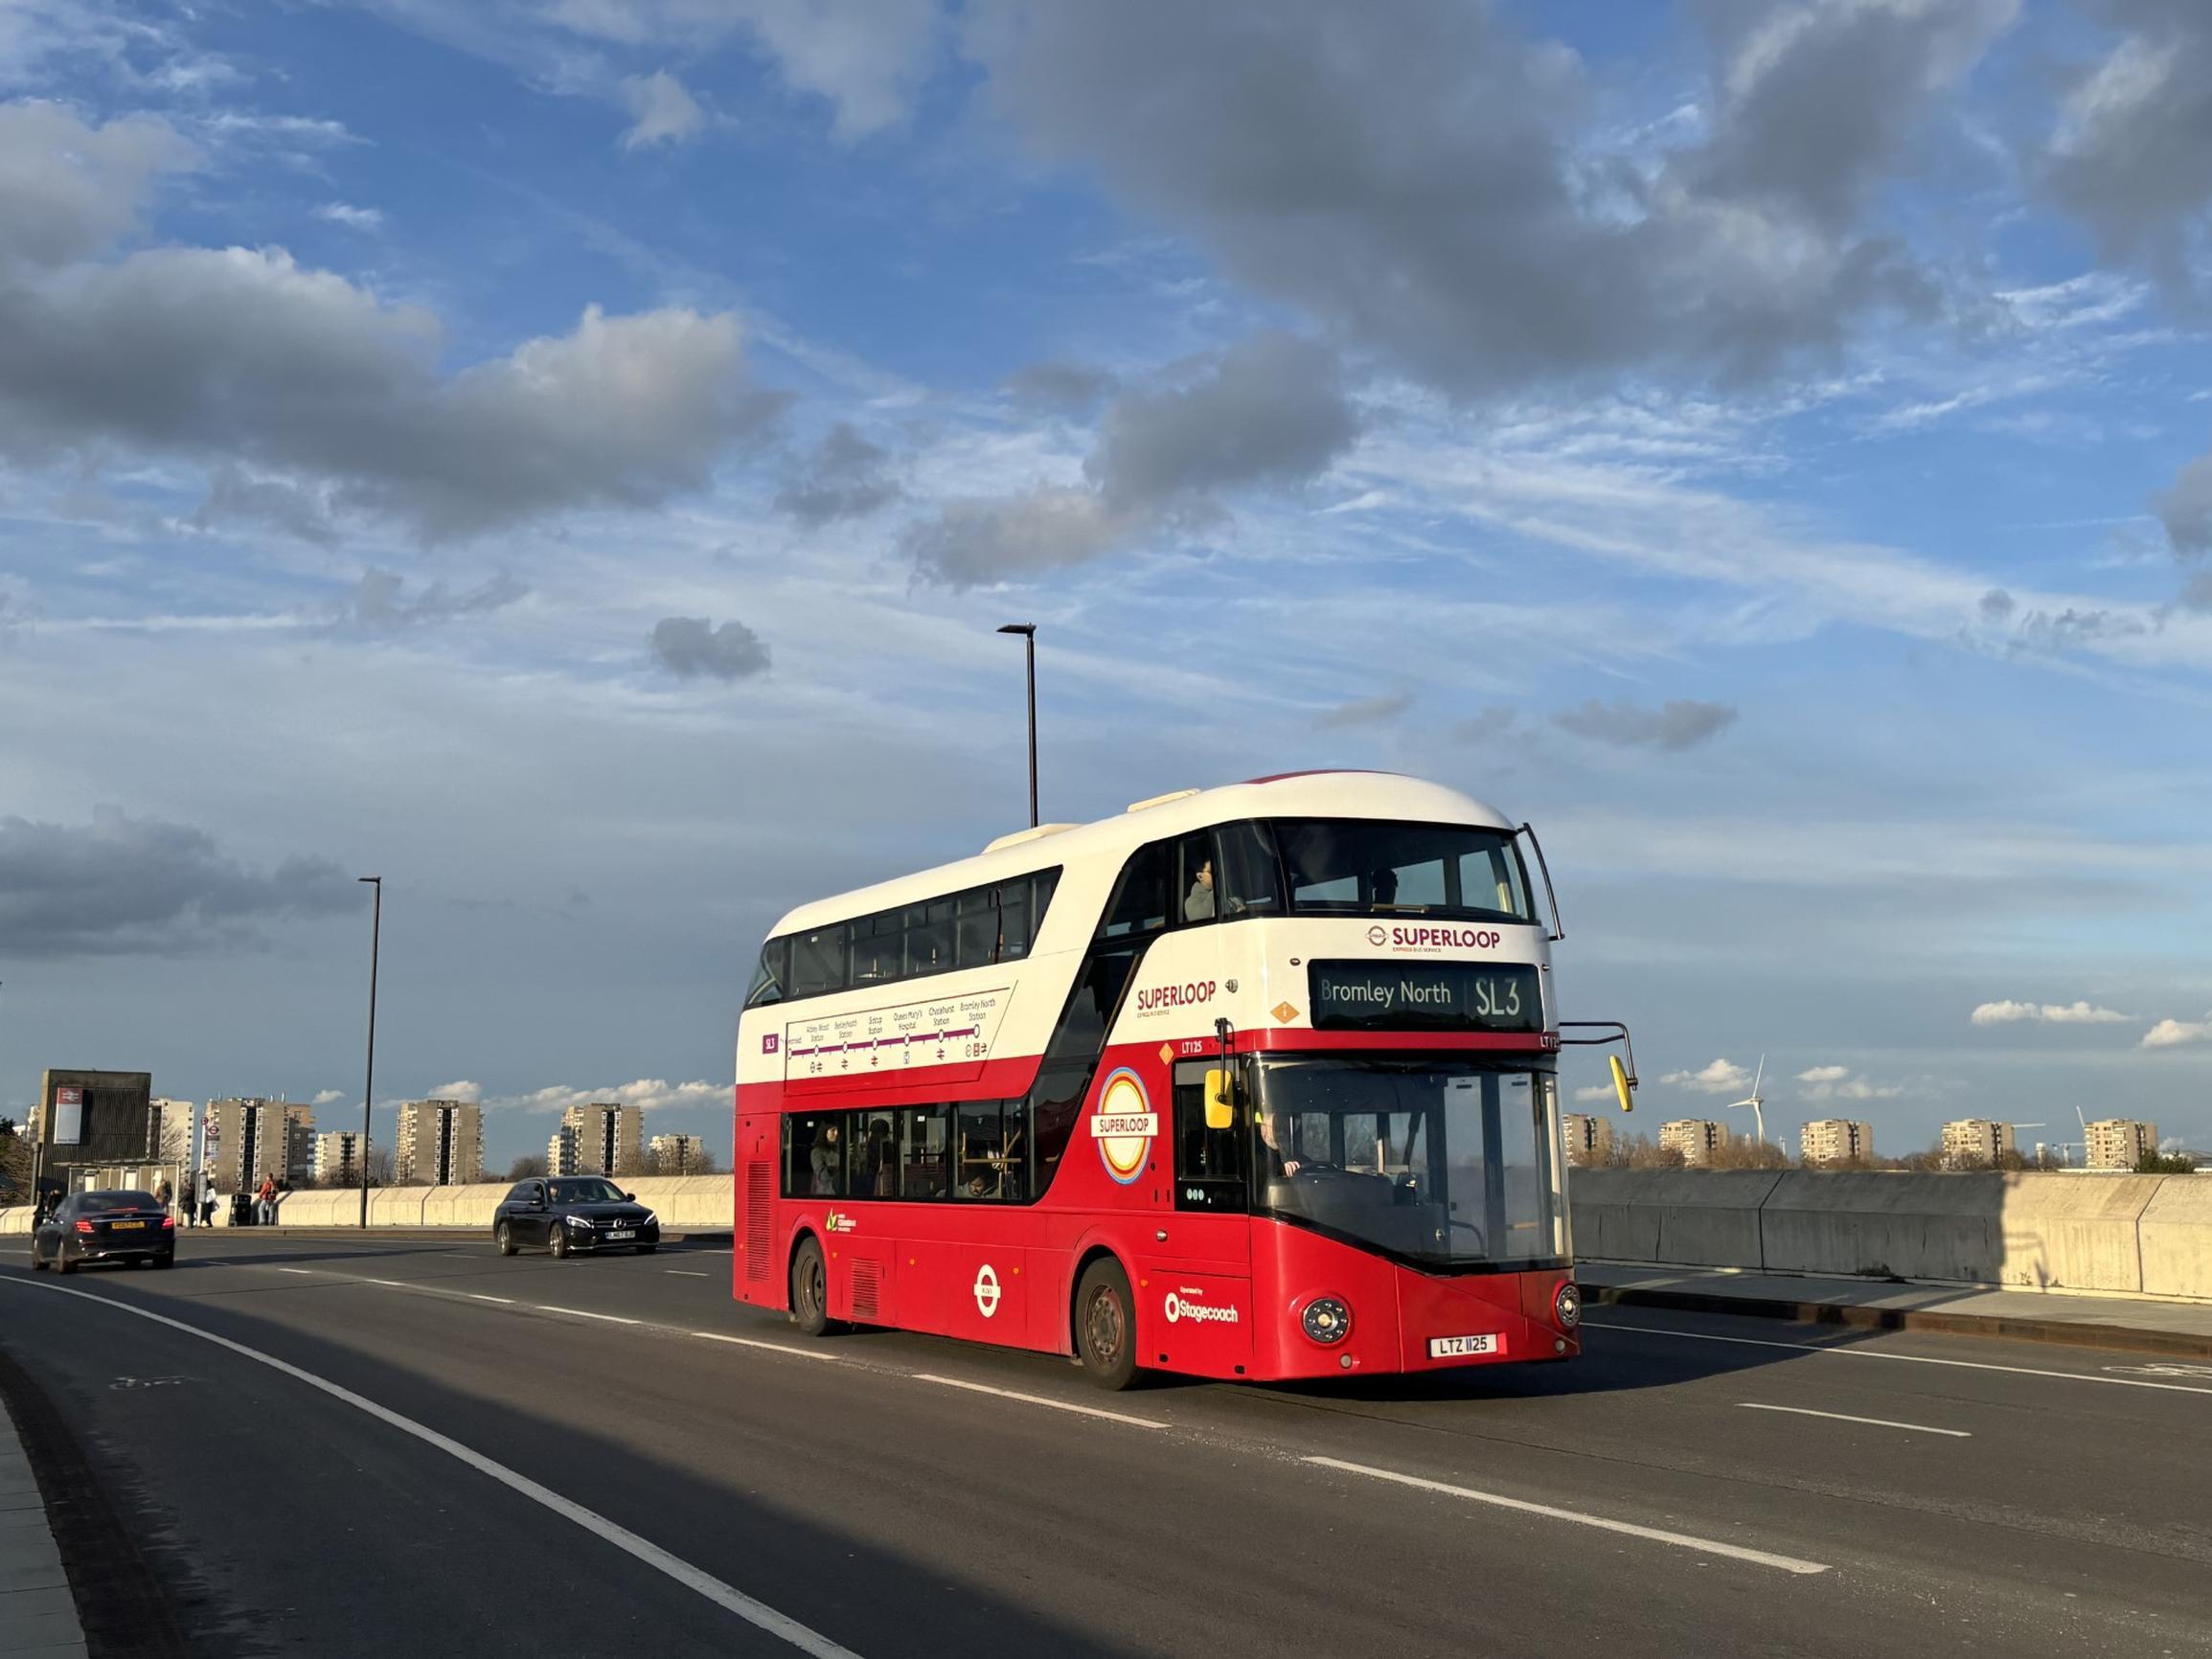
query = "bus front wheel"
xmin=1075 ymin=1258 xmax=1138 ymax=1391
xmin=789 ymin=1237 xmax=838 ymax=1337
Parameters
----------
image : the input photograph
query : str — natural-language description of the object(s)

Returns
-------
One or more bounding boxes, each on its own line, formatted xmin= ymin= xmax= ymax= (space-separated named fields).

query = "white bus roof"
xmin=766 ymin=770 xmax=1516 ymax=938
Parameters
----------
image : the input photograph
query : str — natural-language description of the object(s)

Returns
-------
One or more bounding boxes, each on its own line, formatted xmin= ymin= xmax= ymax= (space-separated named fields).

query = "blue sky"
xmin=5 ymin=0 xmax=2212 ymax=1169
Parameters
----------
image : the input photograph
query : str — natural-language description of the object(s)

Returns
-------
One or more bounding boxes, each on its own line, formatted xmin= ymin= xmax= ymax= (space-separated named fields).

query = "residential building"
xmin=204 ymin=1098 xmax=315 ymax=1193
xmin=561 ymin=1102 xmax=643 ymax=1175
xmin=1942 ymin=1119 xmax=2016 ymax=1167
xmin=2085 ymin=1119 xmax=2157 ymax=1170
xmin=312 ymin=1130 xmax=369 ymax=1187
xmin=547 ymin=1125 xmax=582 ymax=1175
xmin=1659 ymin=1120 xmax=1726 ymax=1167
xmin=396 ymin=1100 xmax=483 ymax=1186
xmin=650 ymin=1132 xmax=707 ymax=1174
xmin=1801 ymin=1119 xmax=1876 ymax=1167
xmin=1562 ymin=1113 xmax=1614 ymax=1168
xmin=148 ymin=1098 xmax=196 ymax=1164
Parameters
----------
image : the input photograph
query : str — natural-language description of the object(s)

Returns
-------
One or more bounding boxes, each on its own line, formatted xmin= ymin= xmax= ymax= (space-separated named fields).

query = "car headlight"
xmin=640 ymin=1211 xmax=657 ymax=1226
xmin=1553 ymin=1282 xmax=1581 ymax=1329
xmin=567 ymin=1216 xmax=596 ymax=1227
xmin=1300 ymin=1296 xmax=1352 ymax=1345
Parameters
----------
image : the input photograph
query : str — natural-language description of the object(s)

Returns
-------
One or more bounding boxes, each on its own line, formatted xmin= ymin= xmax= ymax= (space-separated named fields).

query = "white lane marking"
xmin=911 ymin=1374 xmax=1166 ymax=1430
xmin=666 ymin=1270 xmax=710 ymax=1278
xmin=690 ymin=1332 xmax=843 ymax=1363
xmin=1585 ymin=1320 xmax=2212 ymax=1396
xmin=0 ymin=1278 xmax=861 ymax=1659
xmin=1304 ymin=1456 xmax=1830 ymax=1576
xmin=276 ymin=1268 xmax=315 ymax=1276
xmin=536 ymin=1306 xmax=638 ymax=1325
xmin=1738 ymin=1402 xmax=1970 ymax=1438
xmin=468 ymin=1294 xmax=516 ymax=1305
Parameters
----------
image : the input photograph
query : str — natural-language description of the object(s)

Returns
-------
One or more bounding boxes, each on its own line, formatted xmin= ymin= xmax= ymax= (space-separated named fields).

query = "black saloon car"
xmin=32 ymin=1190 xmax=176 ymax=1273
xmin=493 ymin=1177 xmax=659 ymax=1258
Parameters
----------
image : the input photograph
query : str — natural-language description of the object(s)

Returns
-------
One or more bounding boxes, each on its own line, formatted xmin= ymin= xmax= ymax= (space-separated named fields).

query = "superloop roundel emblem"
xmin=1093 ymin=1068 xmax=1154 ymax=1185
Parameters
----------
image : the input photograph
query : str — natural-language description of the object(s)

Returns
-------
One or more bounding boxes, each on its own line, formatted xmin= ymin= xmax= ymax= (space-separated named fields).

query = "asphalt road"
xmin=1 ymin=1232 xmax=2205 ymax=1659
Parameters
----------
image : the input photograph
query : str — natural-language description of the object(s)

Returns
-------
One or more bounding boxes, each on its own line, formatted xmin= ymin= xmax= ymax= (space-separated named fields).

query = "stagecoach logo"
xmin=1090 ymin=1069 xmax=1157 ymax=1185
xmin=1163 ymin=1288 xmax=1239 ymax=1326
xmin=972 ymin=1262 xmax=1001 ymax=1318
xmin=825 ymin=1210 xmax=856 ymax=1234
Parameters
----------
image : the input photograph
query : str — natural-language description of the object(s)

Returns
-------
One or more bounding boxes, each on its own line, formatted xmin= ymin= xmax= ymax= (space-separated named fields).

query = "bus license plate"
xmin=111 ymin=1220 xmax=147 ymax=1230
xmin=1427 ymin=1333 xmax=1499 ymax=1358
xmin=604 ymin=1229 xmax=635 ymax=1241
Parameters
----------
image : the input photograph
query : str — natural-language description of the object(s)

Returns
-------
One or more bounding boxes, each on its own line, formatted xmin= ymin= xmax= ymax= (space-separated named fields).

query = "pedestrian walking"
xmin=200 ymin=1190 xmax=218 ymax=1228
xmin=256 ymin=1172 xmax=278 ymax=1225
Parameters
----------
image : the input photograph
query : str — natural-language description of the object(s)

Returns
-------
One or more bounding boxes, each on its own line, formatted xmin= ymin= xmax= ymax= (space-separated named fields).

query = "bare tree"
xmin=689 ymin=1146 xmax=719 ymax=1176
xmin=0 ymin=1119 xmax=27 ymax=1201
xmin=507 ymin=1153 xmax=549 ymax=1181
xmin=612 ymin=1149 xmax=652 ymax=1179
xmin=1706 ymin=1137 xmax=1790 ymax=1170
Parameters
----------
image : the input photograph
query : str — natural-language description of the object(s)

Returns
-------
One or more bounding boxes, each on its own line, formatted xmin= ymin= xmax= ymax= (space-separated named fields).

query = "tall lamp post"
xmin=357 ymin=876 xmax=381 ymax=1229
xmin=996 ymin=623 xmax=1038 ymax=828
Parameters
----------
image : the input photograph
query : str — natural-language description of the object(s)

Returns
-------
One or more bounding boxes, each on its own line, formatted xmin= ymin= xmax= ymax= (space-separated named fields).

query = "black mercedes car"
xmin=32 ymin=1190 xmax=176 ymax=1273
xmin=493 ymin=1176 xmax=659 ymax=1258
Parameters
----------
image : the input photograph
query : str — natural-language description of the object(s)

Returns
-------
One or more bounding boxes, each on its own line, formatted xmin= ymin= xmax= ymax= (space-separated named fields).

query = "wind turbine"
xmin=1725 ymin=1055 xmax=1767 ymax=1147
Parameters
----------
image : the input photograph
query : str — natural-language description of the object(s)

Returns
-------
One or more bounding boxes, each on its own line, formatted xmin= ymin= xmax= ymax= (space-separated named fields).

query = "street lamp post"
xmin=996 ymin=623 xmax=1038 ymax=828
xmin=357 ymin=876 xmax=381 ymax=1229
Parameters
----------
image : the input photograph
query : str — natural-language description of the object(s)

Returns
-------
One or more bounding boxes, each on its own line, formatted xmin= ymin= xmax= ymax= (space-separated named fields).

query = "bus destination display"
xmin=1307 ymin=961 xmax=1542 ymax=1033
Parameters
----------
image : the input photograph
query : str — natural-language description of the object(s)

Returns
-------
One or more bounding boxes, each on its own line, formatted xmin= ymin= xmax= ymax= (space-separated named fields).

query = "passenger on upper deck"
xmin=1184 ymin=857 xmax=1216 ymax=921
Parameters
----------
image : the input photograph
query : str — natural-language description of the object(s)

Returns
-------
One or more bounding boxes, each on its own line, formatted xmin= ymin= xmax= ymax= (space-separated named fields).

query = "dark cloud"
xmin=2158 ymin=450 xmax=2212 ymax=554
xmin=909 ymin=331 xmax=1355 ymax=587
xmin=2042 ymin=1 xmax=2212 ymax=292
xmin=2010 ymin=605 xmax=2149 ymax=652
xmin=1554 ymin=698 xmax=1739 ymax=750
xmin=1004 ymin=359 xmax=1118 ymax=409
xmin=965 ymin=0 xmax=2009 ymax=395
xmin=0 ymin=102 xmax=195 ymax=274
xmin=1315 ymin=691 xmax=1412 ymax=729
xmin=0 ymin=809 xmax=361 ymax=957
xmin=2176 ymin=570 xmax=2212 ymax=612
xmin=341 ymin=567 xmax=528 ymax=630
xmin=0 ymin=102 xmax=788 ymax=540
xmin=1979 ymin=587 xmax=2017 ymax=621
xmin=1451 ymin=705 xmax=1520 ymax=744
xmin=191 ymin=467 xmax=338 ymax=546
xmin=650 ymin=615 xmax=772 ymax=680
xmin=1087 ymin=331 xmax=1357 ymax=511
xmin=773 ymin=422 xmax=902 ymax=527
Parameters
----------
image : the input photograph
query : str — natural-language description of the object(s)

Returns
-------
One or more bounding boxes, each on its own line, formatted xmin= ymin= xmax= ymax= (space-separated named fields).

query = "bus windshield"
xmin=1273 ymin=820 xmax=1533 ymax=922
xmin=1251 ymin=1057 xmax=1565 ymax=1268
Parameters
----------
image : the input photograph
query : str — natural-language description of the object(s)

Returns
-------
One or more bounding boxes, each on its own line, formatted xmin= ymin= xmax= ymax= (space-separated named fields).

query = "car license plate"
xmin=1427 ymin=1332 xmax=1500 ymax=1358
xmin=604 ymin=1230 xmax=635 ymax=1241
xmin=111 ymin=1220 xmax=147 ymax=1231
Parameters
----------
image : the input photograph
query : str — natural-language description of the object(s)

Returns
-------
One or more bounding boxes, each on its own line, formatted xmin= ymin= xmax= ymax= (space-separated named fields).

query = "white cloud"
xmin=312 ymin=1089 xmax=347 ymax=1106
xmin=1971 ymin=999 xmax=2134 ymax=1026
xmin=314 ymin=201 xmax=384 ymax=231
xmin=2141 ymin=1014 xmax=2212 ymax=1050
xmin=617 ymin=69 xmax=705 ymax=149
xmin=1572 ymin=1083 xmax=1617 ymax=1103
xmin=486 ymin=1078 xmax=724 ymax=1114
xmin=1797 ymin=1064 xmax=1850 ymax=1083
xmin=1800 ymin=1069 xmax=1904 ymax=1102
xmin=1659 ymin=1057 xmax=1752 ymax=1096
xmin=429 ymin=1079 xmax=484 ymax=1102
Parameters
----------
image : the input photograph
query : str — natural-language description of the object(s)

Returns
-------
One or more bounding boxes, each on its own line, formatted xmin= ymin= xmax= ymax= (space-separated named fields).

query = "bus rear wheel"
xmin=789 ymin=1236 xmax=839 ymax=1337
xmin=1075 ymin=1258 xmax=1138 ymax=1391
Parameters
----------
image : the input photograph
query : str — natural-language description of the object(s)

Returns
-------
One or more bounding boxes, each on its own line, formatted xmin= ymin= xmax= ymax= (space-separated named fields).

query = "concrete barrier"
xmin=1566 ymin=1169 xmax=1780 ymax=1267
xmin=2000 ymin=1174 xmax=2162 ymax=1293
xmin=1759 ymin=1171 xmax=2005 ymax=1283
xmin=2137 ymin=1178 xmax=2212 ymax=1300
xmin=0 ymin=1206 xmax=29 ymax=1236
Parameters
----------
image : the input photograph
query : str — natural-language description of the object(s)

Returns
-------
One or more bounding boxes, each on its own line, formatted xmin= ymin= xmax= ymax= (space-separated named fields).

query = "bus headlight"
xmin=1301 ymin=1297 xmax=1351 ymax=1345
xmin=1553 ymin=1283 xmax=1581 ymax=1329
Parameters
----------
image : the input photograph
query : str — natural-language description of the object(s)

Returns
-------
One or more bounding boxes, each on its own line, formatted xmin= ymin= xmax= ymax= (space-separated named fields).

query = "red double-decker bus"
xmin=732 ymin=772 xmax=1629 ymax=1389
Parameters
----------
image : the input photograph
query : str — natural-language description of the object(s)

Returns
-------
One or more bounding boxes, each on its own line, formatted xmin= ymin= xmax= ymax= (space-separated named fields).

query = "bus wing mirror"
xmin=1203 ymin=1068 xmax=1235 ymax=1131
xmin=1609 ymin=1055 xmax=1634 ymax=1114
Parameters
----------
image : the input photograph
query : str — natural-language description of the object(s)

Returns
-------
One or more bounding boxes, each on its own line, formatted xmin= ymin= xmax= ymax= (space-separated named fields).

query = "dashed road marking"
xmin=1304 ymin=1456 xmax=1831 ymax=1575
xmin=1739 ymin=1402 xmax=1970 ymax=1437
xmin=690 ymin=1332 xmax=842 ymax=1363
xmin=912 ymin=1374 xmax=1166 ymax=1430
xmin=536 ymin=1306 xmax=639 ymax=1325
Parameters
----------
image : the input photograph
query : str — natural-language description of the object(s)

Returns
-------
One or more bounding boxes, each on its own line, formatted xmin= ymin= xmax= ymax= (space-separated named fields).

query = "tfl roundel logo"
xmin=1090 ymin=1069 xmax=1157 ymax=1185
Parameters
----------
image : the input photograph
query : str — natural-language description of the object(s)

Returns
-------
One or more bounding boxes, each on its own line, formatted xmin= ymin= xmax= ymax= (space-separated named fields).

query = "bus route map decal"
xmin=1091 ymin=1068 xmax=1157 ymax=1185
xmin=782 ymin=987 xmax=1013 ymax=1081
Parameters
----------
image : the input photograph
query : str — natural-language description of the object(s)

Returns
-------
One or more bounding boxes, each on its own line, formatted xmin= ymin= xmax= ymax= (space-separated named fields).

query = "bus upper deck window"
xmin=1215 ymin=822 xmax=1284 ymax=915
xmin=790 ymin=924 xmax=847 ymax=998
xmin=745 ymin=939 xmax=788 ymax=1008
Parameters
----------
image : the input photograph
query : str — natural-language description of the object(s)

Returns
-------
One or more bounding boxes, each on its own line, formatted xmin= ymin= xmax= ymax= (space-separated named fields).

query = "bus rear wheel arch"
xmin=1073 ymin=1254 xmax=1139 ymax=1391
